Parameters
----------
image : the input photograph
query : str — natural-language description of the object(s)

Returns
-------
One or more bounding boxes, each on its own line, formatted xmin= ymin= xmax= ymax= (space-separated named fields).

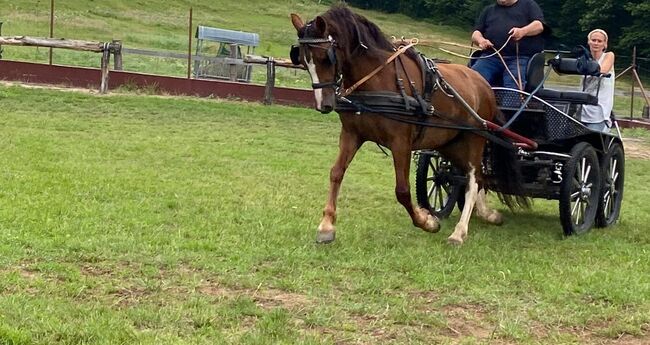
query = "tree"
xmin=619 ymin=1 xmax=650 ymax=56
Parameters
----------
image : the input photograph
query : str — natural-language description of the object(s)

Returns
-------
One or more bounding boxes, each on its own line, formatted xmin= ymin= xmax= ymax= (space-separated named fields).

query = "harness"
xmin=289 ymin=37 xmax=535 ymax=149
xmin=336 ymin=53 xmax=441 ymax=117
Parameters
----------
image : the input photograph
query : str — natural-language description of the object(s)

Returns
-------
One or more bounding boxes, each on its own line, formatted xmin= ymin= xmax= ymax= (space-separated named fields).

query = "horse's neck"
xmin=343 ymin=54 xmax=386 ymax=79
xmin=343 ymin=51 xmax=407 ymax=91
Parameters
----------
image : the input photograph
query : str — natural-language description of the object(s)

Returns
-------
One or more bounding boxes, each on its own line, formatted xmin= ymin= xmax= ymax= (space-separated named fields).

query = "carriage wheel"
xmin=596 ymin=142 xmax=624 ymax=228
xmin=559 ymin=142 xmax=602 ymax=236
xmin=415 ymin=151 xmax=466 ymax=219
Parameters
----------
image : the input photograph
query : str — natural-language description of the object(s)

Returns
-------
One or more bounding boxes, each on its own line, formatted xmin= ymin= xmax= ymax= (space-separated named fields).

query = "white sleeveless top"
xmin=581 ymin=53 xmax=615 ymax=125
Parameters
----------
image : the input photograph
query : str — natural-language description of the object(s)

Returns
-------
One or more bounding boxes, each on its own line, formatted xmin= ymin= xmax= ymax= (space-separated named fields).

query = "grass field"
xmin=0 ymin=84 xmax=649 ymax=344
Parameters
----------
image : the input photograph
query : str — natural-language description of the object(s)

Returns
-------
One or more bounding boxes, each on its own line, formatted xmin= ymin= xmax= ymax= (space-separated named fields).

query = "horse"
xmin=290 ymin=5 xmax=513 ymax=245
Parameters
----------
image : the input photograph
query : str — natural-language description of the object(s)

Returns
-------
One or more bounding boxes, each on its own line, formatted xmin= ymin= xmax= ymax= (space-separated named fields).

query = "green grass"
xmin=0 ymin=84 xmax=649 ymax=344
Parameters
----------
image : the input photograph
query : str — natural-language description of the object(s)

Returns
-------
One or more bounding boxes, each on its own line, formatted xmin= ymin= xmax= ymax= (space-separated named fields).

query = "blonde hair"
xmin=587 ymin=29 xmax=608 ymax=51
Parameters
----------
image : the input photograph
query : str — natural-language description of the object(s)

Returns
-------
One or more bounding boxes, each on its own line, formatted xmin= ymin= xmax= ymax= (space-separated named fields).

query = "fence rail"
xmin=0 ymin=35 xmax=122 ymax=93
xmin=0 ymin=35 xmax=305 ymax=103
xmin=121 ymin=47 xmax=300 ymax=69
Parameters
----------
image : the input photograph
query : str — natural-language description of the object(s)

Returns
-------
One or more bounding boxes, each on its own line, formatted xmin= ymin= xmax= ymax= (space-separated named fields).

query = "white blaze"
xmin=305 ymin=56 xmax=323 ymax=110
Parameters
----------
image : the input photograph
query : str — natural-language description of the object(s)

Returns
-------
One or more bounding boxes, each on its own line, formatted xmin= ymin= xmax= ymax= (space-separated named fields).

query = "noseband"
xmin=290 ymin=36 xmax=343 ymax=93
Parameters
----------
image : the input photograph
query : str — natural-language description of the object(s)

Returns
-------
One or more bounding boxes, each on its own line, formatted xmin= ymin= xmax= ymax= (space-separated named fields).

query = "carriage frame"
xmin=414 ymin=51 xmax=625 ymax=235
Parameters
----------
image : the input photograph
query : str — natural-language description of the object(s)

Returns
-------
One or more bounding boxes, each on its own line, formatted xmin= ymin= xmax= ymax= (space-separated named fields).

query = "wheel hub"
xmin=580 ymin=185 xmax=591 ymax=201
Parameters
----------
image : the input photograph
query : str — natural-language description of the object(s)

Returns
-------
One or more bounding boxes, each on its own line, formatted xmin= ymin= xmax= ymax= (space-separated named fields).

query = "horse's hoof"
xmin=422 ymin=214 xmax=441 ymax=233
xmin=487 ymin=211 xmax=504 ymax=225
xmin=316 ymin=231 xmax=336 ymax=244
xmin=447 ymin=235 xmax=464 ymax=245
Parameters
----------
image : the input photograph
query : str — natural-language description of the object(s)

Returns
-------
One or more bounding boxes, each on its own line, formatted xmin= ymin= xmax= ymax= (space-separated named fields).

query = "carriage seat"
xmin=525 ymin=53 xmax=598 ymax=105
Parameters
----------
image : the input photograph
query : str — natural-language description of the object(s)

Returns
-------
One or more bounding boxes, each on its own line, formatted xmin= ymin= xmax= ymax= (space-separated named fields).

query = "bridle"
xmin=291 ymin=35 xmax=418 ymax=99
xmin=290 ymin=36 xmax=343 ymax=93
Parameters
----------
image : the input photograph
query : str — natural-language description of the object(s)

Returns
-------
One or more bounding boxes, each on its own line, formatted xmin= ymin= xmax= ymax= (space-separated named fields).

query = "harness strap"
xmin=394 ymin=60 xmax=412 ymax=111
xmin=396 ymin=55 xmax=430 ymax=116
xmin=420 ymin=54 xmax=437 ymax=104
xmin=340 ymin=41 xmax=416 ymax=97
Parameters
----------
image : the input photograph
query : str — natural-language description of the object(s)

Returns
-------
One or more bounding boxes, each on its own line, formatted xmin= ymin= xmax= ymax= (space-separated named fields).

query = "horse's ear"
xmin=314 ymin=16 xmax=328 ymax=36
xmin=290 ymin=13 xmax=304 ymax=31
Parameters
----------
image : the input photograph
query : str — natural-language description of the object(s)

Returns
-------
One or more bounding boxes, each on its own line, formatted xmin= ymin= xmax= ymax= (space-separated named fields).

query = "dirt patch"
xmin=441 ymin=303 xmax=494 ymax=339
xmin=197 ymin=281 xmax=312 ymax=310
xmin=622 ymin=138 xmax=650 ymax=160
xmin=79 ymin=264 xmax=115 ymax=277
xmin=111 ymin=286 xmax=152 ymax=307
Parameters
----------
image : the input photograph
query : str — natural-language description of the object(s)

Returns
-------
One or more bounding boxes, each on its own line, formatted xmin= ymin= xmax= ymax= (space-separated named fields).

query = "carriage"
xmin=414 ymin=51 xmax=624 ymax=236
xmin=290 ymin=6 xmax=624 ymax=244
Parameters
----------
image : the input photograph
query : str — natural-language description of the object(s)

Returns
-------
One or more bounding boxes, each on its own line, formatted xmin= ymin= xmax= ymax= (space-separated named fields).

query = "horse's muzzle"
xmin=319 ymin=105 xmax=333 ymax=114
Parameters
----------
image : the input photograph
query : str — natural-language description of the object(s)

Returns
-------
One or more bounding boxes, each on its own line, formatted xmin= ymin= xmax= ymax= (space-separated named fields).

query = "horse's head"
xmin=290 ymin=13 xmax=340 ymax=114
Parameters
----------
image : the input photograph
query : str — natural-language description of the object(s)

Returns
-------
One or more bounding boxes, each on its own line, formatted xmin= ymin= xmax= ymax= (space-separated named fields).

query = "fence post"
xmin=100 ymin=44 xmax=111 ymax=94
xmin=631 ymin=46 xmax=636 ymax=118
xmin=0 ymin=21 xmax=3 ymax=59
xmin=112 ymin=39 xmax=123 ymax=71
xmin=264 ymin=57 xmax=276 ymax=105
xmin=229 ymin=43 xmax=238 ymax=81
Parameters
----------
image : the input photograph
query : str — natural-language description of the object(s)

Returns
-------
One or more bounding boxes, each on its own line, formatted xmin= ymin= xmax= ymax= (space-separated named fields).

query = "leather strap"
xmin=340 ymin=41 xmax=416 ymax=97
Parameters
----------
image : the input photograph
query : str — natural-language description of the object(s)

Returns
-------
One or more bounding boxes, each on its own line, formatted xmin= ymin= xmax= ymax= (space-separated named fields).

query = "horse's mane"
xmin=309 ymin=5 xmax=396 ymax=61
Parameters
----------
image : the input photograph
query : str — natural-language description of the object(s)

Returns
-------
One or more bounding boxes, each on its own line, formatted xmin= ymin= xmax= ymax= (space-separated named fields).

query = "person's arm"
xmin=600 ymin=51 xmax=615 ymax=74
xmin=509 ymin=20 xmax=544 ymax=41
xmin=472 ymin=30 xmax=493 ymax=50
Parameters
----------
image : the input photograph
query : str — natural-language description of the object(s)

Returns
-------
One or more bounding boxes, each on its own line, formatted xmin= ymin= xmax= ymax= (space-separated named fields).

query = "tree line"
xmin=337 ymin=0 xmax=649 ymax=57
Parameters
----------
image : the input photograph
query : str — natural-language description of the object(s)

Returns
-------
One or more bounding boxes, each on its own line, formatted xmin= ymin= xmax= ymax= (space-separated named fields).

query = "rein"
xmin=415 ymin=35 xmax=514 ymax=61
xmin=419 ymin=36 xmax=524 ymax=90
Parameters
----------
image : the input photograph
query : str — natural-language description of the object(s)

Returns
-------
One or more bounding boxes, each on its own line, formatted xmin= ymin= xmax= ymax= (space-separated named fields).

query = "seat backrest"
xmin=525 ymin=52 xmax=546 ymax=92
xmin=467 ymin=49 xmax=482 ymax=68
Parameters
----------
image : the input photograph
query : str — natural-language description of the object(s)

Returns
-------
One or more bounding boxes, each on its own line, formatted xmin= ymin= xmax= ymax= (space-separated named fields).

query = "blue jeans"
xmin=583 ymin=121 xmax=610 ymax=133
xmin=472 ymin=55 xmax=530 ymax=90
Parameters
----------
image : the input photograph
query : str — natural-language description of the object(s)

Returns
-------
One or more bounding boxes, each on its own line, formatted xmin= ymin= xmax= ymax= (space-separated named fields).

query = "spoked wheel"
xmin=596 ymin=142 xmax=624 ymax=227
xmin=415 ymin=151 xmax=466 ymax=219
xmin=559 ymin=142 xmax=602 ymax=236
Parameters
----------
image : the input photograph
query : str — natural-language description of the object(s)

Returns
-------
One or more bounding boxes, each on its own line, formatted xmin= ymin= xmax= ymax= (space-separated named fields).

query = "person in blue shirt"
xmin=471 ymin=0 xmax=547 ymax=90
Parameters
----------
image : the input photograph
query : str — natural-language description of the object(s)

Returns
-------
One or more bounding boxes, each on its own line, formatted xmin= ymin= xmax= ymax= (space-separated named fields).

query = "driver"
xmin=470 ymin=0 xmax=547 ymax=90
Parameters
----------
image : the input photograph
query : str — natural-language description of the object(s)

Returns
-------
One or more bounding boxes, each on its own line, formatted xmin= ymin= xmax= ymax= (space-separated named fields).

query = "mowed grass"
xmin=0 ymin=84 xmax=649 ymax=344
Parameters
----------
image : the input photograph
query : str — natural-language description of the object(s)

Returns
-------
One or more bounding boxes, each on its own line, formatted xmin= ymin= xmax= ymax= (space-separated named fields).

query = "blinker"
xmin=326 ymin=47 xmax=336 ymax=65
xmin=290 ymin=45 xmax=300 ymax=65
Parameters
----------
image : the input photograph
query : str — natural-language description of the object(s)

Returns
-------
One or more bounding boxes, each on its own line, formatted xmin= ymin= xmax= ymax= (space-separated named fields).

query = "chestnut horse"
xmin=290 ymin=6 xmax=507 ymax=245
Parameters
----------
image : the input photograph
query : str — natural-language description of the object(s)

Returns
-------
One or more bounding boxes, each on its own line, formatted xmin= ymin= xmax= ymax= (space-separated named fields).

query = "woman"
xmin=581 ymin=29 xmax=615 ymax=132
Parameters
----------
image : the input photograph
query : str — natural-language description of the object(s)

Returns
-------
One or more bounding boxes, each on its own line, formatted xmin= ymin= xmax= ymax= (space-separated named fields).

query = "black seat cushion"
xmin=535 ymin=88 xmax=563 ymax=100
xmin=560 ymin=91 xmax=598 ymax=105
xmin=533 ymin=89 xmax=597 ymax=105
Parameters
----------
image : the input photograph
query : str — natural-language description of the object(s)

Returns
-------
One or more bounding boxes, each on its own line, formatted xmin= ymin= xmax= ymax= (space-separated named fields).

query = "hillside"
xmin=0 ymin=0 xmax=469 ymax=77
xmin=2 ymin=0 xmax=647 ymax=114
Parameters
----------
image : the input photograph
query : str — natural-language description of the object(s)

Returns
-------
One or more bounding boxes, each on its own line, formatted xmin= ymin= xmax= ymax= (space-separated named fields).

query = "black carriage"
xmin=415 ymin=51 xmax=624 ymax=235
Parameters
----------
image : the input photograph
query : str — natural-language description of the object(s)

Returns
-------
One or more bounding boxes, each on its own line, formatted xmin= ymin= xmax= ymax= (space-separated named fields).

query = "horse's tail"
xmin=488 ymin=109 xmax=531 ymax=210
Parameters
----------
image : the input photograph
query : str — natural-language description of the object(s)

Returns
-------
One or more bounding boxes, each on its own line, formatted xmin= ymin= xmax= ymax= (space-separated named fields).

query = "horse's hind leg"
xmin=392 ymin=146 xmax=440 ymax=233
xmin=448 ymin=164 xmax=480 ymax=245
xmin=317 ymin=128 xmax=362 ymax=244
xmin=474 ymin=188 xmax=503 ymax=225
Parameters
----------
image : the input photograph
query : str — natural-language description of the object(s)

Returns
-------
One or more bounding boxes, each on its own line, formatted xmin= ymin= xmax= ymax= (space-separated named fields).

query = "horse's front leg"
xmin=317 ymin=129 xmax=361 ymax=244
xmin=448 ymin=164 xmax=480 ymax=245
xmin=392 ymin=147 xmax=440 ymax=233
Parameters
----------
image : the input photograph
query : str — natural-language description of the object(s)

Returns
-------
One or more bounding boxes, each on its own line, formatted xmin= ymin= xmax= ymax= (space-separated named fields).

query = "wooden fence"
xmin=0 ymin=36 xmax=121 ymax=93
xmin=0 ymin=35 xmax=305 ymax=104
xmin=117 ymin=46 xmax=303 ymax=105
